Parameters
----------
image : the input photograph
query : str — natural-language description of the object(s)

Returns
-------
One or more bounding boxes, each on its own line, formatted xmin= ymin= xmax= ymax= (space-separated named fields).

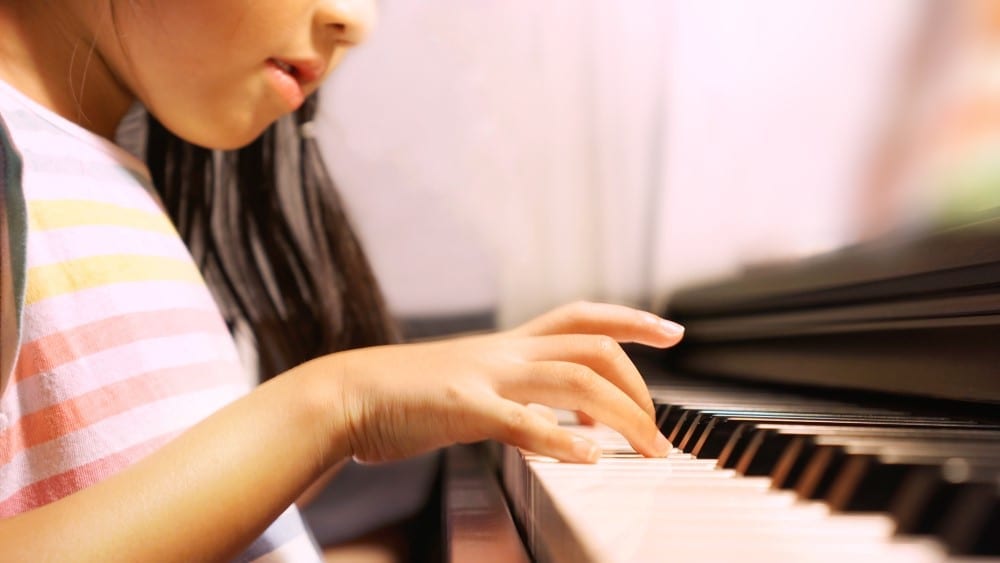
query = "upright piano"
xmin=442 ymin=214 xmax=1000 ymax=562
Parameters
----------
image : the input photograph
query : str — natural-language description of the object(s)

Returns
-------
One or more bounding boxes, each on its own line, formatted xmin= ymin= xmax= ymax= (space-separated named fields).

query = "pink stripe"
xmin=3 ymin=332 xmax=240 ymax=421
xmin=25 ymin=226 xmax=193 ymax=268
xmin=0 ymin=360 xmax=238 ymax=465
xmin=20 ymin=281 xmax=219 ymax=343
xmin=0 ymin=431 xmax=179 ymax=517
xmin=0 ymin=384 xmax=246 ymax=501
xmin=15 ymin=308 xmax=229 ymax=383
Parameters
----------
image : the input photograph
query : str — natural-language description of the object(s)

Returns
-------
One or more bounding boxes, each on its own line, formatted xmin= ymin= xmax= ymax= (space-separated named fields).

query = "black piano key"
xmin=795 ymin=445 xmax=847 ymax=500
xmin=768 ymin=435 xmax=807 ymax=486
xmin=937 ymin=481 xmax=999 ymax=556
xmin=691 ymin=418 xmax=735 ymax=459
xmin=717 ymin=424 xmax=755 ymax=469
xmin=825 ymin=454 xmax=912 ymax=512
xmin=657 ymin=406 xmax=686 ymax=437
xmin=735 ymin=430 xmax=796 ymax=476
xmin=891 ymin=465 xmax=953 ymax=535
xmin=677 ymin=413 xmax=714 ymax=453
xmin=732 ymin=428 xmax=768 ymax=474
xmin=975 ymin=501 xmax=999 ymax=556
xmin=891 ymin=462 xmax=1000 ymax=538
xmin=668 ymin=410 xmax=697 ymax=444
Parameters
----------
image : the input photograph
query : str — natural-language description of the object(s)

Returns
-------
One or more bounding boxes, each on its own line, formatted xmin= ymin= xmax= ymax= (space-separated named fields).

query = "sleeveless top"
xmin=0 ymin=79 xmax=322 ymax=562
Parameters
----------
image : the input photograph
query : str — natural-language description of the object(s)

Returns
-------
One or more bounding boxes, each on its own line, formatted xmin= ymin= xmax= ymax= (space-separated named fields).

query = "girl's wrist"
xmin=279 ymin=356 xmax=354 ymax=471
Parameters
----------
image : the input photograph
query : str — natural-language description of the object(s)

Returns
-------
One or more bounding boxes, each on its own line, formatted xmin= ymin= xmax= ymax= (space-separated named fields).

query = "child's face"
xmin=107 ymin=0 xmax=374 ymax=149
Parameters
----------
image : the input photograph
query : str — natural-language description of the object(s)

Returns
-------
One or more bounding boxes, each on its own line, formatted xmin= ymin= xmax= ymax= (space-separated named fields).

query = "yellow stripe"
xmin=28 ymin=200 xmax=176 ymax=234
xmin=26 ymin=255 xmax=204 ymax=305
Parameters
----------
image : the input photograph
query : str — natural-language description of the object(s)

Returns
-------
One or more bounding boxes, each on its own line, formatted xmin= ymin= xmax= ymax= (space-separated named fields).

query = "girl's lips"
xmin=266 ymin=59 xmax=306 ymax=109
xmin=293 ymin=59 xmax=325 ymax=84
xmin=265 ymin=57 xmax=326 ymax=110
xmin=269 ymin=57 xmax=325 ymax=85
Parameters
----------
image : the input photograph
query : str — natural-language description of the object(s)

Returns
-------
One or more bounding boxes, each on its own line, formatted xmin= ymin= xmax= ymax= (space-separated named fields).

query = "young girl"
xmin=0 ymin=1 xmax=681 ymax=560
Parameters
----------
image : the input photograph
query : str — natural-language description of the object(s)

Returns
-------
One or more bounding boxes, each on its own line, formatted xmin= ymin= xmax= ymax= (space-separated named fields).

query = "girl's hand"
xmin=324 ymin=301 xmax=684 ymax=464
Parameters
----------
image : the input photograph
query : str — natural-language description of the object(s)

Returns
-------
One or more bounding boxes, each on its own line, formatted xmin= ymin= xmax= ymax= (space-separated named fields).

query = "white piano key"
xmin=506 ymin=424 xmax=957 ymax=563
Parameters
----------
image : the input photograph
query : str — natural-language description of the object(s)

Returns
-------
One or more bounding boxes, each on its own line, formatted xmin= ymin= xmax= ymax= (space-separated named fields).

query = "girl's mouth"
xmin=268 ymin=57 xmax=325 ymax=84
xmin=266 ymin=58 xmax=306 ymax=109
xmin=271 ymin=59 xmax=298 ymax=78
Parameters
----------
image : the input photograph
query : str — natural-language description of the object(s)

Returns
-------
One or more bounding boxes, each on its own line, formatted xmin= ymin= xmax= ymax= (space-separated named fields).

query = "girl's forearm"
xmin=0 ymin=364 xmax=347 ymax=562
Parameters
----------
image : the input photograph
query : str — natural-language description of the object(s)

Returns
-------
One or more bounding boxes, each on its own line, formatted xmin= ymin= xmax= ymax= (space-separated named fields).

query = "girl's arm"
xmin=0 ymin=302 xmax=680 ymax=561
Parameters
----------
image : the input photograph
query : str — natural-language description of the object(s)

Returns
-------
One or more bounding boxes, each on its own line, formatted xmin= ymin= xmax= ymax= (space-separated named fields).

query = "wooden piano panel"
xmin=443 ymin=443 xmax=530 ymax=563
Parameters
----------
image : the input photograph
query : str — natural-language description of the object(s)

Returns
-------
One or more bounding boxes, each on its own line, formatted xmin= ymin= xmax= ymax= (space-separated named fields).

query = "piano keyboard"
xmin=501 ymin=379 xmax=1000 ymax=563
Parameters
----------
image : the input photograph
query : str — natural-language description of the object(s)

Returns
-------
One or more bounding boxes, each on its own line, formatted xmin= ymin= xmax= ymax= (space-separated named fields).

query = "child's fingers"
xmin=517 ymin=334 xmax=655 ymax=420
xmin=513 ymin=301 xmax=684 ymax=348
xmin=498 ymin=361 xmax=669 ymax=458
xmin=481 ymin=397 xmax=602 ymax=463
xmin=526 ymin=403 xmax=559 ymax=424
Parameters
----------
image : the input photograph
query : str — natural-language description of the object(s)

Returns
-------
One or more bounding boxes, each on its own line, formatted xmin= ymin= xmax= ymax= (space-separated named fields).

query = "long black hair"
xmin=144 ymin=93 xmax=399 ymax=380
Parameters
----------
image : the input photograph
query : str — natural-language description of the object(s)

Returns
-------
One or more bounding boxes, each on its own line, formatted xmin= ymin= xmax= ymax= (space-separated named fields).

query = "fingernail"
xmin=571 ymin=437 xmax=601 ymax=463
xmin=653 ymin=433 xmax=672 ymax=456
xmin=659 ymin=319 xmax=685 ymax=336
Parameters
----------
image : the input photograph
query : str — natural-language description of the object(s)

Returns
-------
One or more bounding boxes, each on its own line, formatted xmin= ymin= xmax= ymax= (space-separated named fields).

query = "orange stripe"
xmin=13 ymin=308 xmax=228 ymax=384
xmin=0 ymin=361 xmax=233 ymax=465
xmin=0 ymin=432 xmax=179 ymax=517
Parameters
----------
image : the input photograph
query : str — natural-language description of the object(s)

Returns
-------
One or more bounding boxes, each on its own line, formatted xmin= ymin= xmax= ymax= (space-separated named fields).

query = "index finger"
xmin=512 ymin=301 xmax=684 ymax=348
xmin=517 ymin=334 xmax=656 ymax=420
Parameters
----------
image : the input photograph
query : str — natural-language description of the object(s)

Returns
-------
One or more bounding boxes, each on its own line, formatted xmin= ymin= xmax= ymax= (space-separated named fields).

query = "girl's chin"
xmin=202 ymin=130 xmax=271 ymax=150
xmin=166 ymin=116 xmax=277 ymax=151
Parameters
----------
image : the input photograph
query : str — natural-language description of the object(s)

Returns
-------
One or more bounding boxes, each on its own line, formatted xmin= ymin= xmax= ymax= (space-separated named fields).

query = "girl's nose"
xmin=316 ymin=0 xmax=376 ymax=45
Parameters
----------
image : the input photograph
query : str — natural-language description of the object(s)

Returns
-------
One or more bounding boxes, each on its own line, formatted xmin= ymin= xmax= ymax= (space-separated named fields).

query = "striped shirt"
xmin=0 ymin=79 xmax=322 ymax=562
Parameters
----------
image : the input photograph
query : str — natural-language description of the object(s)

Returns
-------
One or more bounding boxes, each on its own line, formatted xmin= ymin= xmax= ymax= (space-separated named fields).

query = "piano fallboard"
xmin=666 ymin=216 xmax=1000 ymax=403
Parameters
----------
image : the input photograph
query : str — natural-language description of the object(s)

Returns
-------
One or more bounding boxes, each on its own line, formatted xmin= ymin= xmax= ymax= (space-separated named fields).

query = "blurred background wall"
xmin=314 ymin=0 xmax=953 ymax=328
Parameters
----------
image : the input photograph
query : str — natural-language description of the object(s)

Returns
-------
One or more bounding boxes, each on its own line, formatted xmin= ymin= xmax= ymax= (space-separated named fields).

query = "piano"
xmin=441 ymin=213 xmax=1000 ymax=562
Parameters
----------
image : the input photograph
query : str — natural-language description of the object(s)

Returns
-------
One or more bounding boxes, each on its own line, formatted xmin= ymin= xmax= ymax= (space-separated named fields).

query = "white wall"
xmin=651 ymin=1 xmax=923 ymax=307
xmin=316 ymin=1 xmax=923 ymax=326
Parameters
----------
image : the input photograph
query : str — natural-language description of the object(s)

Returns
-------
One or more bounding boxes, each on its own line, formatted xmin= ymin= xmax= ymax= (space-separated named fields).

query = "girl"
xmin=0 ymin=1 xmax=681 ymax=561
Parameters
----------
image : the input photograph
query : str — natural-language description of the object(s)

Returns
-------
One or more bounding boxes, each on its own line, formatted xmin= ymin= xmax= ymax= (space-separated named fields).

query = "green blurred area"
xmin=933 ymin=141 xmax=1000 ymax=227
